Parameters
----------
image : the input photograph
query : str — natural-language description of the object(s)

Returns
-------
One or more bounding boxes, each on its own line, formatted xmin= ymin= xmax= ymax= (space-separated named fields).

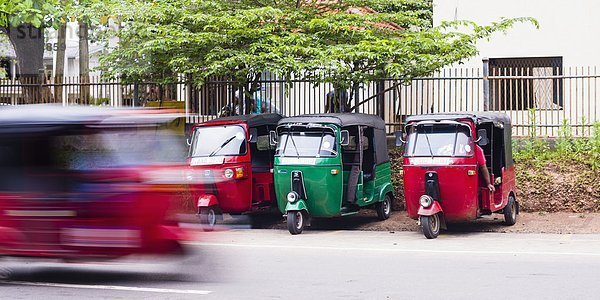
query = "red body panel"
xmin=404 ymin=158 xmax=479 ymax=222
xmin=0 ymin=168 xmax=187 ymax=259
xmin=188 ymin=120 xmax=276 ymax=214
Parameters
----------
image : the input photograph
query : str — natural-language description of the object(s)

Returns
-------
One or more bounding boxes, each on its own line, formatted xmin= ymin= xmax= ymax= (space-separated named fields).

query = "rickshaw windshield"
xmin=190 ymin=125 xmax=247 ymax=157
xmin=404 ymin=124 xmax=473 ymax=157
xmin=275 ymin=127 xmax=337 ymax=157
xmin=57 ymin=128 xmax=186 ymax=169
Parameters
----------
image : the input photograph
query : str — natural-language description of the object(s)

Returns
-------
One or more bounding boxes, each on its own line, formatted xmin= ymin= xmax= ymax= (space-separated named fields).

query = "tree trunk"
xmin=79 ymin=21 xmax=90 ymax=104
xmin=54 ymin=23 xmax=67 ymax=103
xmin=7 ymin=24 xmax=45 ymax=103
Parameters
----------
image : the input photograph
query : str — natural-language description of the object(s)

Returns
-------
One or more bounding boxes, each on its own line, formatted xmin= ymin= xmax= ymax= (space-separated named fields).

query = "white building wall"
xmin=433 ymin=0 xmax=600 ymax=68
xmin=430 ymin=0 xmax=600 ymax=137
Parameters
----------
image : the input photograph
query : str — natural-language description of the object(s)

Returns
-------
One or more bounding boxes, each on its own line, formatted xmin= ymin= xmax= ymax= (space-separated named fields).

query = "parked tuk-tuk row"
xmin=188 ymin=111 xmax=518 ymax=237
xmin=0 ymin=105 xmax=519 ymax=268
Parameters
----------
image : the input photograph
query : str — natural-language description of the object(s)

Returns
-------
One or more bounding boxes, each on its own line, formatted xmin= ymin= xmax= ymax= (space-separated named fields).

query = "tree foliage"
xmin=0 ymin=0 xmax=59 ymax=28
xmin=102 ymin=0 xmax=536 ymax=88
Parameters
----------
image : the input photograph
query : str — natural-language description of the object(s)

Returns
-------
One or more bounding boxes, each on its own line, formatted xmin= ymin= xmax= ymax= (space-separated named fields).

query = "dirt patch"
xmin=516 ymin=158 xmax=600 ymax=212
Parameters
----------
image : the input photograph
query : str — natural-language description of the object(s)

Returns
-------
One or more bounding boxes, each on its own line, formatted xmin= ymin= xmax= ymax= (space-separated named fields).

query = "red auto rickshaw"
xmin=187 ymin=114 xmax=282 ymax=229
xmin=397 ymin=112 xmax=518 ymax=239
xmin=0 ymin=105 xmax=189 ymax=260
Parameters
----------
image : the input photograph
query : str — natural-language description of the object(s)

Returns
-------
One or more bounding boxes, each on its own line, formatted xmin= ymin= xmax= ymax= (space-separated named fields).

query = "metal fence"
xmin=1 ymin=68 xmax=599 ymax=137
xmin=0 ymin=76 xmax=192 ymax=107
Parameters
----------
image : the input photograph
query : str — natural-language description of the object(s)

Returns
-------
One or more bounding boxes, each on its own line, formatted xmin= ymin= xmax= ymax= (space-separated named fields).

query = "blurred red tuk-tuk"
xmin=397 ymin=112 xmax=518 ymax=239
xmin=187 ymin=114 xmax=282 ymax=229
xmin=0 ymin=105 xmax=190 ymax=260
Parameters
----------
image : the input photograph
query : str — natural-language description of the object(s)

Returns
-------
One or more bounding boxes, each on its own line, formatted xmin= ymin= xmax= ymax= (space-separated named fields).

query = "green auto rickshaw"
xmin=270 ymin=113 xmax=395 ymax=234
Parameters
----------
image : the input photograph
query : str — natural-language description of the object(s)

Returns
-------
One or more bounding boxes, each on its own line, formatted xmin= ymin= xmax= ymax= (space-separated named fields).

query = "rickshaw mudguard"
xmin=378 ymin=183 xmax=394 ymax=202
xmin=197 ymin=194 xmax=219 ymax=208
xmin=285 ymin=199 xmax=309 ymax=213
xmin=417 ymin=201 xmax=443 ymax=216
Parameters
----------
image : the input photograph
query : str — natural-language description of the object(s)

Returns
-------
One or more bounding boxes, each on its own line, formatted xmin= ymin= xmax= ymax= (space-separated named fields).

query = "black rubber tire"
xmin=503 ymin=195 xmax=518 ymax=226
xmin=376 ymin=194 xmax=392 ymax=220
xmin=287 ymin=211 xmax=305 ymax=235
xmin=199 ymin=207 xmax=218 ymax=231
xmin=421 ymin=214 xmax=441 ymax=239
xmin=0 ymin=264 xmax=11 ymax=280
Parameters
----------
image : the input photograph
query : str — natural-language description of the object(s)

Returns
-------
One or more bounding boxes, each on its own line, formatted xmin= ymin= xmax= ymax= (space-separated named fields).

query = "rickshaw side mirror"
xmin=477 ymin=129 xmax=489 ymax=146
xmin=269 ymin=130 xmax=277 ymax=146
xmin=340 ymin=130 xmax=350 ymax=146
xmin=186 ymin=138 xmax=192 ymax=146
xmin=394 ymin=131 xmax=405 ymax=147
xmin=249 ymin=128 xmax=258 ymax=143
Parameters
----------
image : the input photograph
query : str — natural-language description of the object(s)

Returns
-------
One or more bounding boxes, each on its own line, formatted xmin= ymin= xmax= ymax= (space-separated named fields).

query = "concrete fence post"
xmin=482 ymin=57 xmax=490 ymax=111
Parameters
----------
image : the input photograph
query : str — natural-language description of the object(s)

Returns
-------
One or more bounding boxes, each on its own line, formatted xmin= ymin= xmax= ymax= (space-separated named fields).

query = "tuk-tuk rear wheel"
xmin=287 ymin=211 xmax=305 ymax=235
xmin=376 ymin=194 xmax=392 ymax=220
xmin=199 ymin=207 xmax=218 ymax=231
xmin=0 ymin=264 xmax=11 ymax=280
xmin=421 ymin=214 xmax=440 ymax=239
xmin=503 ymin=195 xmax=518 ymax=226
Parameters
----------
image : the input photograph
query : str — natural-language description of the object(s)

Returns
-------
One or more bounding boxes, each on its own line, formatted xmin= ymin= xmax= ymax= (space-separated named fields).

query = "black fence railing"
xmin=1 ymin=68 xmax=599 ymax=137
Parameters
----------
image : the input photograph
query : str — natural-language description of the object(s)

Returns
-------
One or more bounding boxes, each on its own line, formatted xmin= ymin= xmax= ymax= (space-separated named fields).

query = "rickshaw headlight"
xmin=419 ymin=195 xmax=433 ymax=208
xmin=224 ymin=168 xmax=234 ymax=179
xmin=287 ymin=192 xmax=298 ymax=203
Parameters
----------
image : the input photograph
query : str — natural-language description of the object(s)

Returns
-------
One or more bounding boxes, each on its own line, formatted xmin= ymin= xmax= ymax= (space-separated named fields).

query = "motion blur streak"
xmin=0 ymin=105 xmax=203 ymax=272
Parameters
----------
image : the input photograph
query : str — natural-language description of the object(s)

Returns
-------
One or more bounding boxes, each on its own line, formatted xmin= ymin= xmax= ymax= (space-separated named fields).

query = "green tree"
xmin=0 ymin=0 xmax=117 ymax=102
xmin=101 ymin=0 xmax=537 ymax=112
xmin=0 ymin=0 xmax=59 ymax=79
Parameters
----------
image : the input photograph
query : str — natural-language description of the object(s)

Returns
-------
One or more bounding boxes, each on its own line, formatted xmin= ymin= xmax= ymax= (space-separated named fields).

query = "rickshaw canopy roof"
xmin=278 ymin=113 xmax=386 ymax=130
xmin=0 ymin=104 xmax=180 ymax=135
xmin=406 ymin=112 xmax=511 ymax=128
xmin=205 ymin=113 xmax=282 ymax=128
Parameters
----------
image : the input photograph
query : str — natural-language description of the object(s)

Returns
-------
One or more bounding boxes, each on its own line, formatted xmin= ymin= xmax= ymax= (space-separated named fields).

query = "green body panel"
xmin=275 ymin=160 xmax=394 ymax=218
xmin=274 ymin=157 xmax=343 ymax=217
xmin=374 ymin=161 xmax=393 ymax=201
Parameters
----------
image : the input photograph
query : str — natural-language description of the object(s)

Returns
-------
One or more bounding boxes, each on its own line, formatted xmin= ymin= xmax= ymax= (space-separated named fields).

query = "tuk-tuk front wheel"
xmin=287 ymin=211 xmax=305 ymax=235
xmin=503 ymin=195 xmax=518 ymax=226
xmin=199 ymin=207 xmax=218 ymax=231
xmin=376 ymin=194 xmax=392 ymax=221
xmin=420 ymin=214 xmax=441 ymax=239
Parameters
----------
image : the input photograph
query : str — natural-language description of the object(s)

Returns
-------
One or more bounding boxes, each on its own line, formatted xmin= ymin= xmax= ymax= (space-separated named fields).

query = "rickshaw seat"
xmin=346 ymin=165 xmax=360 ymax=203
xmin=345 ymin=150 xmax=361 ymax=203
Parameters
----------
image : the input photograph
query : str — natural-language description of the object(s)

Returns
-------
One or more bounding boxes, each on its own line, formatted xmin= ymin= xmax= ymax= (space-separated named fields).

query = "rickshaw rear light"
xmin=234 ymin=167 xmax=245 ymax=179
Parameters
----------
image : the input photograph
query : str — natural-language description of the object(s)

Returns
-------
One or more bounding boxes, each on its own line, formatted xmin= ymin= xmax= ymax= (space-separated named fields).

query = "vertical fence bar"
xmin=482 ymin=58 xmax=490 ymax=111
xmin=588 ymin=66 xmax=591 ymax=135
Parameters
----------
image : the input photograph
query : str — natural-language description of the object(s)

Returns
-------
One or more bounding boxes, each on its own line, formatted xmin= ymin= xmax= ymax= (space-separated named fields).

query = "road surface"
xmin=2 ymin=229 xmax=600 ymax=299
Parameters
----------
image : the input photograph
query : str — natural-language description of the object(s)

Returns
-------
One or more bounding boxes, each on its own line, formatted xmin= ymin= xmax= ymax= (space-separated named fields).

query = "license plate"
xmin=61 ymin=227 xmax=141 ymax=248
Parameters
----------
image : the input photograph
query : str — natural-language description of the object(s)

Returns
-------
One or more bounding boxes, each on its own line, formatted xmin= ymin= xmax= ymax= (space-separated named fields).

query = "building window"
xmin=489 ymin=56 xmax=563 ymax=110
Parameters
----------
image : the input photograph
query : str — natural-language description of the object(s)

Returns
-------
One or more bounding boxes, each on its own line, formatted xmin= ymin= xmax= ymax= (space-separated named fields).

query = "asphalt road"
xmin=2 ymin=229 xmax=600 ymax=299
